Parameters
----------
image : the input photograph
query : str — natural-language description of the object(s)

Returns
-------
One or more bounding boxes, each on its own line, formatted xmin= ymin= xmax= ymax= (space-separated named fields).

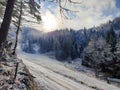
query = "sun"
xmin=42 ymin=12 xmax=57 ymax=32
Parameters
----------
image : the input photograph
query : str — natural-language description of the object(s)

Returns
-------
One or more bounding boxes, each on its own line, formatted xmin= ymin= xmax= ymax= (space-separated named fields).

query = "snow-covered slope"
xmin=17 ymin=50 xmax=120 ymax=90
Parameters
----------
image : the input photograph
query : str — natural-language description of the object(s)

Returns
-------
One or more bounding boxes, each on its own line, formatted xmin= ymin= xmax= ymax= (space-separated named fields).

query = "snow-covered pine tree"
xmin=106 ymin=26 xmax=116 ymax=53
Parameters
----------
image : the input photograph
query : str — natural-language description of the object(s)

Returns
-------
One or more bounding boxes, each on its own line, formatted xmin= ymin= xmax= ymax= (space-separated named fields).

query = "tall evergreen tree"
xmin=106 ymin=26 xmax=116 ymax=52
xmin=12 ymin=1 xmax=23 ymax=55
xmin=0 ymin=0 xmax=16 ymax=48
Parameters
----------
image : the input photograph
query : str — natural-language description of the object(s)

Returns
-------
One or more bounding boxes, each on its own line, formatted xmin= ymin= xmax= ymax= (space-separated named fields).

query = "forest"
xmin=0 ymin=0 xmax=120 ymax=90
xmin=21 ymin=17 xmax=120 ymax=79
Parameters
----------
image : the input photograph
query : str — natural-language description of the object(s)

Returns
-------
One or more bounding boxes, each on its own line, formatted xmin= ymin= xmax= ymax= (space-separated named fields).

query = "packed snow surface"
xmin=17 ymin=50 xmax=120 ymax=90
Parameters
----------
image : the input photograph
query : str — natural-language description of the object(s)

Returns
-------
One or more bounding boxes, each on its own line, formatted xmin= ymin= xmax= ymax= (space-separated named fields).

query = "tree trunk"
xmin=12 ymin=1 xmax=23 ymax=55
xmin=0 ymin=0 xmax=16 ymax=48
xmin=13 ymin=62 xmax=19 ymax=83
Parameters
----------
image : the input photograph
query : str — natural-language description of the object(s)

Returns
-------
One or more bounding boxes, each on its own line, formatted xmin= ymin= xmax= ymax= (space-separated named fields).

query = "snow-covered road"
xmin=18 ymin=52 xmax=120 ymax=90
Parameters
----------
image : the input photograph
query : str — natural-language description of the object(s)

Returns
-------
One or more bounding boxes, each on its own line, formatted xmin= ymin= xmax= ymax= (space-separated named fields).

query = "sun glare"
xmin=42 ymin=12 xmax=57 ymax=32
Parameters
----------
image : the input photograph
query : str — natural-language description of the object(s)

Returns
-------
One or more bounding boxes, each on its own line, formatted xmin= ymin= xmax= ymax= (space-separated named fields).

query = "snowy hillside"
xmin=0 ymin=47 xmax=38 ymax=90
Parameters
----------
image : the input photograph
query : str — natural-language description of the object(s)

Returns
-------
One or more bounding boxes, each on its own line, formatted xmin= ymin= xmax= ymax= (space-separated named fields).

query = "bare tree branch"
xmin=68 ymin=0 xmax=82 ymax=4
xmin=57 ymin=0 xmax=80 ymax=19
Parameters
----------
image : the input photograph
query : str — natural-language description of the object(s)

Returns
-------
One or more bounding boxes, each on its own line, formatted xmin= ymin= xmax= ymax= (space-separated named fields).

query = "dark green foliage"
xmin=82 ymin=26 xmax=120 ymax=79
xmin=116 ymin=71 xmax=120 ymax=79
xmin=54 ymin=39 xmax=61 ymax=60
xmin=71 ymin=44 xmax=78 ymax=59
xmin=106 ymin=26 xmax=116 ymax=52
xmin=21 ymin=29 xmax=86 ymax=60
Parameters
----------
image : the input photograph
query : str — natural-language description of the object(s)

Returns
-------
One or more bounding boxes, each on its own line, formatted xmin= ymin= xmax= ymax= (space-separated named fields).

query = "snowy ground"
xmin=17 ymin=50 xmax=120 ymax=90
xmin=42 ymin=52 xmax=95 ymax=77
xmin=63 ymin=58 xmax=95 ymax=77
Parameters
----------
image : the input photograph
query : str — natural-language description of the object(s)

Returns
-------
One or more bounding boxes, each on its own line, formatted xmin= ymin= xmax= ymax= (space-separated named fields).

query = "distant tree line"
xmin=21 ymin=18 xmax=120 ymax=78
xmin=21 ymin=28 xmax=89 ymax=60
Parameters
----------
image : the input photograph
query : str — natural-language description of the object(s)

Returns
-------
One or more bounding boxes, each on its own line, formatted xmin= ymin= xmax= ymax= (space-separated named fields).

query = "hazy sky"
xmin=28 ymin=0 xmax=120 ymax=32
xmin=41 ymin=0 xmax=120 ymax=30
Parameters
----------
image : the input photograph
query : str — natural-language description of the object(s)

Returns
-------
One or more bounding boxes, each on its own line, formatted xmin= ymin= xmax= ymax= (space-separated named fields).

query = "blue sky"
xmin=116 ymin=0 xmax=120 ymax=8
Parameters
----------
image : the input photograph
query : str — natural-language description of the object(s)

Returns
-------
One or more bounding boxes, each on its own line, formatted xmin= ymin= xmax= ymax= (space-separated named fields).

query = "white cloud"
xmin=22 ymin=0 xmax=120 ymax=33
xmin=50 ymin=0 xmax=120 ymax=30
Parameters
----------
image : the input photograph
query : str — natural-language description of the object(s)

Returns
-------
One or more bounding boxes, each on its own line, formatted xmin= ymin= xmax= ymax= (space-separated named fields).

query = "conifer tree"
xmin=0 ymin=0 xmax=16 ymax=48
xmin=106 ymin=26 xmax=116 ymax=52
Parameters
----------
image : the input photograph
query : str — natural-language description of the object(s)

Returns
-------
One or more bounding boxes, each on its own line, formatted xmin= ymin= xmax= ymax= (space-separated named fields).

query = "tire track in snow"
xmin=30 ymin=67 xmax=70 ymax=90
xmin=34 ymin=63 xmax=102 ymax=90
xmin=22 ymin=59 xmax=93 ymax=90
xmin=18 ymin=53 xmax=120 ymax=90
